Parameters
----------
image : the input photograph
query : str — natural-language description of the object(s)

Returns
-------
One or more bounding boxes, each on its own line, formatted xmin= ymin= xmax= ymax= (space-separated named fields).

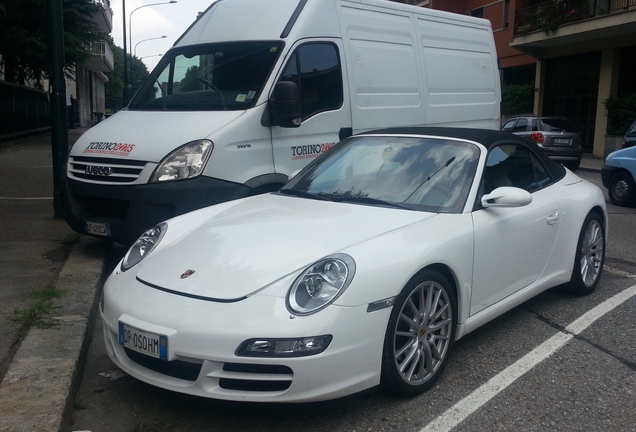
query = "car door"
xmin=471 ymin=143 xmax=561 ymax=315
xmin=271 ymin=40 xmax=352 ymax=176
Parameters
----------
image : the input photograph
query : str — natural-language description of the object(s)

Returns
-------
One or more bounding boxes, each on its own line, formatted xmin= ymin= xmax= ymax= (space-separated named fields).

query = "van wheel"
xmin=380 ymin=270 xmax=456 ymax=396
xmin=609 ymin=171 xmax=636 ymax=207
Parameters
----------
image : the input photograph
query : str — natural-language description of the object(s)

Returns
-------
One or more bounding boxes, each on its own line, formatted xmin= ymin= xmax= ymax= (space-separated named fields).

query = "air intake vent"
xmin=68 ymin=156 xmax=146 ymax=183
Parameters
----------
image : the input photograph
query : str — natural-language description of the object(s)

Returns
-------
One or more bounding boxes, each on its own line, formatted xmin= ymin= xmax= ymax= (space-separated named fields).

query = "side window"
xmin=512 ymin=118 xmax=528 ymax=132
xmin=482 ymin=144 xmax=552 ymax=194
xmin=278 ymin=43 xmax=343 ymax=121
xmin=502 ymin=119 xmax=517 ymax=132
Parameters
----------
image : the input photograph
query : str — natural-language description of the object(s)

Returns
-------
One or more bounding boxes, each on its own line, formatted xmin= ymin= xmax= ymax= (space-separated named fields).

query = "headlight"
xmin=151 ymin=140 xmax=213 ymax=182
xmin=121 ymin=223 xmax=167 ymax=271
xmin=286 ymin=254 xmax=356 ymax=315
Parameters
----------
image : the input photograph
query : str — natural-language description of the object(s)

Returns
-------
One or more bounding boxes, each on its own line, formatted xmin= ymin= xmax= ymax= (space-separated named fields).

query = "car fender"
xmin=334 ymin=212 xmax=474 ymax=325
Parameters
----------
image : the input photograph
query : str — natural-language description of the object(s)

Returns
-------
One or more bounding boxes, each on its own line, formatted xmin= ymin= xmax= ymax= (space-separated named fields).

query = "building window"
xmin=468 ymin=7 xmax=484 ymax=18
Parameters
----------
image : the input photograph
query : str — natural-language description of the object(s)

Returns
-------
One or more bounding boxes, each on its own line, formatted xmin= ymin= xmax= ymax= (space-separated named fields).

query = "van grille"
xmin=68 ymin=156 xmax=146 ymax=183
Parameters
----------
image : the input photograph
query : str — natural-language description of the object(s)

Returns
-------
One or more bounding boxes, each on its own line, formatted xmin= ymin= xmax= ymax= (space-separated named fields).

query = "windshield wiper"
xmin=196 ymin=77 xmax=228 ymax=110
xmin=330 ymin=196 xmax=411 ymax=210
xmin=276 ymin=189 xmax=333 ymax=201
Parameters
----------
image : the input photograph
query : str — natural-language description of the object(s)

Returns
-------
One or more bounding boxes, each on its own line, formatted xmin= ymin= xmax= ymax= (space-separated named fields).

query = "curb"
xmin=0 ymin=237 xmax=108 ymax=432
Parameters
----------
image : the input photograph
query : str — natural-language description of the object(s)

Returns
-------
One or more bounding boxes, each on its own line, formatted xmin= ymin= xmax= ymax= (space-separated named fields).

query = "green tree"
xmin=180 ymin=65 xmax=202 ymax=92
xmin=104 ymin=37 xmax=149 ymax=112
xmin=501 ymin=84 xmax=534 ymax=117
xmin=0 ymin=0 xmax=102 ymax=85
xmin=604 ymin=93 xmax=636 ymax=135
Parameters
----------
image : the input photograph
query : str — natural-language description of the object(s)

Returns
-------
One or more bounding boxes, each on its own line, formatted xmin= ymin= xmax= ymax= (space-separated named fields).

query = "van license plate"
xmin=85 ymin=221 xmax=110 ymax=237
xmin=119 ymin=322 xmax=168 ymax=360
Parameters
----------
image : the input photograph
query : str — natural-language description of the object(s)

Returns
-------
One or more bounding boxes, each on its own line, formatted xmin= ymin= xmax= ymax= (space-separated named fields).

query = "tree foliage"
xmin=104 ymin=37 xmax=149 ymax=112
xmin=0 ymin=0 xmax=103 ymax=85
xmin=501 ymin=84 xmax=534 ymax=117
xmin=604 ymin=93 xmax=636 ymax=136
xmin=180 ymin=65 xmax=202 ymax=93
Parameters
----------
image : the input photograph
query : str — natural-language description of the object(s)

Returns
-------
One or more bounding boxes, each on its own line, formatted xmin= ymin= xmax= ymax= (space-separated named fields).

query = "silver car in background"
xmin=502 ymin=115 xmax=582 ymax=171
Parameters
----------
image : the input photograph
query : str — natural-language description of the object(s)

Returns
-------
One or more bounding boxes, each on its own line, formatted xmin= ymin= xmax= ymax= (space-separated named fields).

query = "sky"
xmin=111 ymin=0 xmax=215 ymax=71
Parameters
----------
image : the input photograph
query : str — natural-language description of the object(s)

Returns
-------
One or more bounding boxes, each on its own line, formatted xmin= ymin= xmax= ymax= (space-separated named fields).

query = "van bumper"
xmin=63 ymin=176 xmax=250 ymax=245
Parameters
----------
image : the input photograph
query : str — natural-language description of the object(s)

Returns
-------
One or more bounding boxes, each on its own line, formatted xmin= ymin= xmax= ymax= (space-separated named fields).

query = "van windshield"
xmin=129 ymin=41 xmax=284 ymax=111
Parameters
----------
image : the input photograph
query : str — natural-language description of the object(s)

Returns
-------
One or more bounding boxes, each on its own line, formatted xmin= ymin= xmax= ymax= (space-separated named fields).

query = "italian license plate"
xmin=553 ymin=138 xmax=570 ymax=145
xmin=85 ymin=221 xmax=111 ymax=237
xmin=119 ymin=322 xmax=168 ymax=360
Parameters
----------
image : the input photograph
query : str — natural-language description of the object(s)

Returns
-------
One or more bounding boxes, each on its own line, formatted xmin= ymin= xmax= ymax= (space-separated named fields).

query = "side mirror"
xmin=269 ymin=81 xmax=302 ymax=128
xmin=481 ymin=187 xmax=532 ymax=208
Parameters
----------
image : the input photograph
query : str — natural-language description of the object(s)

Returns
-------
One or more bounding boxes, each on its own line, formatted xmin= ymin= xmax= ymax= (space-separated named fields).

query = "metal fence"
xmin=0 ymin=81 xmax=50 ymax=141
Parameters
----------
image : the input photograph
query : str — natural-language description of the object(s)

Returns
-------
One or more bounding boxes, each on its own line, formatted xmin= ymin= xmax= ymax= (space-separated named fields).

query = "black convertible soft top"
xmin=359 ymin=127 xmax=567 ymax=182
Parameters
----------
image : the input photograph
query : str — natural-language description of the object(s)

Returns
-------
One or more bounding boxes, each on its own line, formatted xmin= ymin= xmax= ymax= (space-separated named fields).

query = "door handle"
xmin=546 ymin=210 xmax=559 ymax=225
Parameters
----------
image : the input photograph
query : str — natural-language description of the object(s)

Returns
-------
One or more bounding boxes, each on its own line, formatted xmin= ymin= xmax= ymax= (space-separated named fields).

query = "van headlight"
xmin=121 ymin=223 xmax=167 ymax=271
xmin=286 ymin=254 xmax=356 ymax=315
xmin=151 ymin=140 xmax=213 ymax=182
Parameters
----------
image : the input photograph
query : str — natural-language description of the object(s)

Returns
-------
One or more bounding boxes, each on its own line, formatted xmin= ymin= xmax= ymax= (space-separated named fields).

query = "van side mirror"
xmin=269 ymin=81 xmax=302 ymax=128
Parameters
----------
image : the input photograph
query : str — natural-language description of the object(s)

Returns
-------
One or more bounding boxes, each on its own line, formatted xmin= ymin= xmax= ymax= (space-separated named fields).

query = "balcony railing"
xmin=514 ymin=0 xmax=636 ymax=35
xmin=86 ymin=41 xmax=114 ymax=72
xmin=91 ymin=0 xmax=113 ymax=33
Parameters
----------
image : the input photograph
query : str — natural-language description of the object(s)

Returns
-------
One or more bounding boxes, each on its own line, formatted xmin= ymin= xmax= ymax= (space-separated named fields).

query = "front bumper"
xmin=101 ymin=271 xmax=391 ymax=402
xmin=63 ymin=176 xmax=249 ymax=245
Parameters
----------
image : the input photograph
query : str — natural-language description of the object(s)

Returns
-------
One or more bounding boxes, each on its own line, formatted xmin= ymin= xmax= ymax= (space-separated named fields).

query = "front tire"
xmin=565 ymin=212 xmax=605 ymax=295
xmin=608 ymin=171 xmax=636 ymax=207
xmin=381 ymin=270 xmax=457 ymax=396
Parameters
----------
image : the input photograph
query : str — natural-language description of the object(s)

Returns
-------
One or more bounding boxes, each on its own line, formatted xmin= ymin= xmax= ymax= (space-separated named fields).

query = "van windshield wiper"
xmin=276 ymin=189 xmax=333 ymax=201
xmin=196 ymin=77 xmax=228 ymax=110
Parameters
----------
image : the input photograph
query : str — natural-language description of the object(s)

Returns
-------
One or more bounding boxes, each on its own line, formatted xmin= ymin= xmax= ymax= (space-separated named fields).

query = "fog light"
xmin=236 ymin=335 xmax=332 ymax=357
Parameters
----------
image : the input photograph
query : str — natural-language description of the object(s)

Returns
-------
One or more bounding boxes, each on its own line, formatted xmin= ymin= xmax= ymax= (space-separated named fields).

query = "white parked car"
xmin=101 ymin=128 xmax=607 ymax=402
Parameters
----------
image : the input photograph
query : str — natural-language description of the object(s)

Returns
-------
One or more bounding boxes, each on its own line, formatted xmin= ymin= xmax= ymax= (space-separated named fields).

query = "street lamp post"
xmin=141 ymin=54 xmax=163 ymax=61
xmin=128 ymin=1 xmax=177 ymax=86
xmin=134 ymin=35 xmax=167 ymax=57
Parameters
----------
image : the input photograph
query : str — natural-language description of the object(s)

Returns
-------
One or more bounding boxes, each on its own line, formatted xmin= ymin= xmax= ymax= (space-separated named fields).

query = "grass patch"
xmin=12 ymin=288 xmax=64 ymax=342
xmin=60 ymin=232 xmax=82 ymax=246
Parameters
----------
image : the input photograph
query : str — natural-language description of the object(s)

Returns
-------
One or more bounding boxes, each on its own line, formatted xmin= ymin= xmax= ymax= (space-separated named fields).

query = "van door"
xmin=271 ymin=40 xmax=351 ymax=176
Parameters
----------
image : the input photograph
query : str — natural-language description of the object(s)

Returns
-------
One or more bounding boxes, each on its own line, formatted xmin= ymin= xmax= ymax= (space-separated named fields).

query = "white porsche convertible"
xmin=101 ymin=128 xmax=606 ymax=402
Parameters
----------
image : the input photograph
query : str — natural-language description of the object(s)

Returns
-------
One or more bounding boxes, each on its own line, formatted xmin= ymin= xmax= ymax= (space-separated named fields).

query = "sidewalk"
xmin=0 ymin=129 xmax=109 ymax=432
xmin=579 ymin=153 xmax=604 ymax=173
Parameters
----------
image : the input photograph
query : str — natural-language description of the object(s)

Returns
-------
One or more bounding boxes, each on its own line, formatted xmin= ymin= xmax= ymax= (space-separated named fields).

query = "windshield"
xmin=283 ymin=136 xmax=481 ymax=213
xmin=129 ymin=41 xmax=284 ymax=111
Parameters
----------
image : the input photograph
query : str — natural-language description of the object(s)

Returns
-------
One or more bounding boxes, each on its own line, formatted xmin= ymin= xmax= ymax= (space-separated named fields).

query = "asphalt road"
xmin=71 ymin=170 xmax=636 ymax=432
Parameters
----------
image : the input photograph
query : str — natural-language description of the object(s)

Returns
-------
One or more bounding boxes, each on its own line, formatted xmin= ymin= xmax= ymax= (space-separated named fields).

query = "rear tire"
xmin=608 ymin=171 xmax=636 ymax=207
xmin=380 ymin=270 xmax=457 ymax=396
xmin=565 ymin=212 xmax=605 ymax=295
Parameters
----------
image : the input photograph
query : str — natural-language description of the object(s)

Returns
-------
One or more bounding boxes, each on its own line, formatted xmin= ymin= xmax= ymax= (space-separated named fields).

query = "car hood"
xmin=135 ymin=194 xmax=436 ymax=300
xmin=69 ymin=110 xmax=245 ymax=162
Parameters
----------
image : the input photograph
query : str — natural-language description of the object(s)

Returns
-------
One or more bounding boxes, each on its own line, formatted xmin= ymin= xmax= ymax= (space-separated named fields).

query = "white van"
xmin=64 ymin=0 xmax=501 ymax=244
